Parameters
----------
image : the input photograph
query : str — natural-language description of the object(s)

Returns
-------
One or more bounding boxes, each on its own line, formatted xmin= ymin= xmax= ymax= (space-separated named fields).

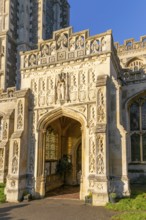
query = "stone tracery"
xmin=17 ymin=100 xmax=23 ymax=130
xmin=89 ymin=138 xmax=96 ymax=173
xmin=12 ymin=141 xmax=19 ymax=174
xmin=96 ymin=134 xmax=104 ymax=175
xmin=97 ymin=89 xmax=105 ymax=123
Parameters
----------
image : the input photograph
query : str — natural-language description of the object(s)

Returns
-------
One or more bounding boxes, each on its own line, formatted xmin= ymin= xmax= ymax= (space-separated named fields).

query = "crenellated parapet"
xmin=115 ymin=36 xmax=146 ymax=55
xmin=20 ymin=27 xmax=114 ymax=71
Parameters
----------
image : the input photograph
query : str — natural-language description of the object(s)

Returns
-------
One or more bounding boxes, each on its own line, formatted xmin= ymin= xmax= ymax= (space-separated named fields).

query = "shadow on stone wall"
xmin=108 ymin=77 xmax=127 ymax=196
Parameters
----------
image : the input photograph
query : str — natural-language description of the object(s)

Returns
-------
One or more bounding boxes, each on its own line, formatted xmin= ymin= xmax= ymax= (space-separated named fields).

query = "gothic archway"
xmin=36 ymin=107 xmax=87 ymax=198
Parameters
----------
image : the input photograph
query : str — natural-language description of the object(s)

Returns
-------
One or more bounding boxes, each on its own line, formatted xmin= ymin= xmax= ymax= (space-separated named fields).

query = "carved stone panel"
xmin=17 ymin=100 xmax=24 ymax=130
xmin=88 ymin=69 xmax=96 ymax=100
xmin=11 ymin=141 xmax=19 ymax=175
xmin=97 ymin=88 xmax=106 ymax=123
xmin=89 ymin=138 xmax=96 ymax=173
xmin=70 ymin=72 xmax=78 ymax=102
xmin=79 ymin=71 xmax=87 ymax=102
xmin=2 ymin=120 xmax=8 ymax=140
xmin=96 ymin=134 xmax=105 ymax=175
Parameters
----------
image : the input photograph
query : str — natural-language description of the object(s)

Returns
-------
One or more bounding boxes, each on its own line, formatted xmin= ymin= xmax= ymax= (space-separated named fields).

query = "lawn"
xmin=106 ymin=187 xmax=146 ymax=220
xmin=0 ymin=183 xmax=6 ymax=203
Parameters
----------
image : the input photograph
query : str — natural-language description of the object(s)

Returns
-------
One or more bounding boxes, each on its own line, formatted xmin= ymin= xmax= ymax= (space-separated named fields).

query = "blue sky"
xmin=68 ymin=0 xmax=146 ymax=44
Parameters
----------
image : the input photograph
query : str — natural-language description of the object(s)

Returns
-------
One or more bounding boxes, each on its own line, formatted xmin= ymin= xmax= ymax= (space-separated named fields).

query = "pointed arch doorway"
xmin=45 ymin=116 xmax=82 ymax=193
xmin=36 ymin=108 xmax=86 ymax=199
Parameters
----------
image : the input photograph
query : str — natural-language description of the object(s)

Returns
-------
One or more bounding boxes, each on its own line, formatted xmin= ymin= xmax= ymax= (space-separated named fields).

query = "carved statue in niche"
xmin=41 ymin=44 xmax=49 ymax=57
xmin=56 ymin=73 xmax=67 ymax=102
xmin=91 ymin=40 xmax=100 ymax=53
xmin=12 ymin=157 xmax=18 ymax=174
xmin=29 ymin=54 xmax=36 ymax=66
xmin=76 ymin=36 xmax=84 ymax=50
xmin=69 ymin=38 xmax=76 ymax=51
xmin=57 ymin=33 xmax=68 ymax=50
xmin=50 ymin=42 xmax=56 ymax=55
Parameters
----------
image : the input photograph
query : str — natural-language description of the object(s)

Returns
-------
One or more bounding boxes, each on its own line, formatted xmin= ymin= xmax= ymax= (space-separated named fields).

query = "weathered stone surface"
xmin=0 ymin=0 xmax=146 ymax=206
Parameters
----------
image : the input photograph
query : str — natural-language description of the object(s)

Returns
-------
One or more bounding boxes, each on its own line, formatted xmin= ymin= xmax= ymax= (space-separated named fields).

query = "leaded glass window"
xmin=45 ymin=126 xmax=58 ymax=161
xmin=130 ymin=96 xmax=146 ymax=162
xmin=130 ymin=103 xmax=139 ymax=131
xmin=128 ymin=59 xmax=143 ymax=71
xmin=131 ymin=134 xmax=140 ymax=161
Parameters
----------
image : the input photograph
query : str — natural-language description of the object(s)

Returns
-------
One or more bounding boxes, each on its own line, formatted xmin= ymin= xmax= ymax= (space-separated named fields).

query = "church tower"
xmin=0 ymin=0 xmax=70 ymax=90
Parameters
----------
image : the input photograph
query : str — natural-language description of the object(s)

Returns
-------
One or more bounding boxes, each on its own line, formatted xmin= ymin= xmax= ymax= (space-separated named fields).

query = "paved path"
xmin=0 ymin=198 xmax=116 ymax=220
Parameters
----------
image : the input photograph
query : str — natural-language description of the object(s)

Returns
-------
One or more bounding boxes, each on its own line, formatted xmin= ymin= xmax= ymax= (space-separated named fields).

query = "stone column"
xmin=36 ymin=129 xmax=46 ymax=198
xmin=40 ymin=129 xmax=46 ymax=198
xmin=6 ymin=90 xmax=29 ymax=202
xmin=92 ymin=75 xmax=109 ymax=206
xmin=0 ymin=110 xmax=14 ymax=183
xmin=117 ymin=84 xmax=130 ymax=196
xmin=80 ymin=125 xmax=88 ymax=200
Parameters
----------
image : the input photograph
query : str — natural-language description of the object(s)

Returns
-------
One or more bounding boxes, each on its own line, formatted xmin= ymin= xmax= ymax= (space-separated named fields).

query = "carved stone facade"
xmin=0 ymin=1 xmax=146 ymax=206
xmin=0 ymin=0 xmax=70 ymax=90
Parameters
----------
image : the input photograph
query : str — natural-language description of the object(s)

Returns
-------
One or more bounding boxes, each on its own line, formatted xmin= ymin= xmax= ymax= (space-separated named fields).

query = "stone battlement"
xmin=115 ymin=35 xmax=146 ymax=54
xmin=20 ymin=27 xmax=114 ymax=70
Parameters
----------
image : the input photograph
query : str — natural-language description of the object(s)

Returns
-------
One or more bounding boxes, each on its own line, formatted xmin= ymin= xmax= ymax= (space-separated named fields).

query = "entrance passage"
xmin=44 ymin=116 xmax=82 ymax=195
xmin=46 ymin=185 xmax=80 ymax=199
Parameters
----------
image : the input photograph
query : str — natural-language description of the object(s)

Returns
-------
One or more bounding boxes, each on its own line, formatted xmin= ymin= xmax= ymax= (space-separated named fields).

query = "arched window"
xmin=127 ymin=59 xmax=143 ymax=72
xmin=45 ymin=126 xmax=58 ymax=161
xmin=130 ymin=96 xmax=146 ymax=162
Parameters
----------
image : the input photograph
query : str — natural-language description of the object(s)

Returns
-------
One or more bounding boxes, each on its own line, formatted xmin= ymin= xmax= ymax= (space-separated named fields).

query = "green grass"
xmin=106 ymin=188 xmax=146 ymax=220
xmin=107 ymin=193 xmax=146 ymax=211
xmin=0 ymin=183 xmax=6 ymax=203
xmin=112 ymin=212 xmax=146 ymax=220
